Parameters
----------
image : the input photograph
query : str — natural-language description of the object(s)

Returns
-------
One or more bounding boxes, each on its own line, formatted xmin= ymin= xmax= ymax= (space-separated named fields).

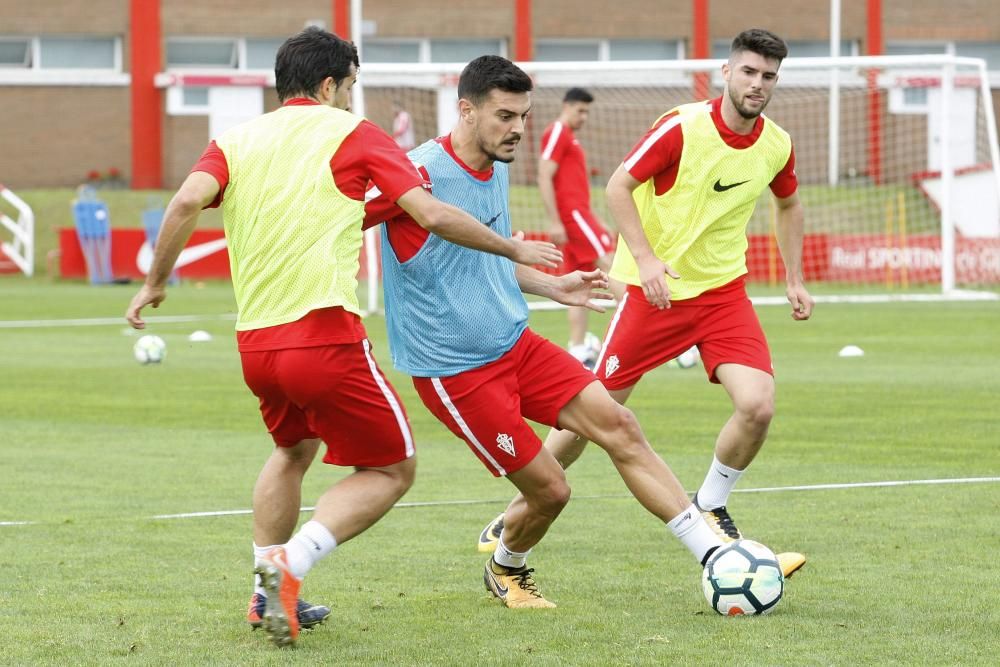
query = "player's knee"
xmin=375 ymin=456 xmax=416 ymax=499
xmin=738 ymin=396 xmax=774 ymax=429
xmin=594 ymin=404 xmax=646 ymax=455
xmin=273 ymin=438 xmax=320 ymax=470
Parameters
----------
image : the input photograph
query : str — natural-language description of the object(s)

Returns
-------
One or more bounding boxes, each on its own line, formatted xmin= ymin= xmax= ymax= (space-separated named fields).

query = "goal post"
xmin=0 ymin=184 xmax=35 ymax=277
xmin=355 ymin=54 xmax=1000 ymax=312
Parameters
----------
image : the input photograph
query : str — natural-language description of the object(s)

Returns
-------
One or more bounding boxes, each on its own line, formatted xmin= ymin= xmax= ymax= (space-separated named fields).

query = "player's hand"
xmin=786 ymin=282 xmax=814 ymax=320
xmin=510 ymin=231 xmax=562 ymax=268
xmin=547 ymin=223 xmax=567 ymax=246
xmin=553 ymin=269 xmax=613 ymax=312
xmin=126 ymin=284 xmax=167 ymax=329
xmin=637 ymin=255 xmax=679 ymax=310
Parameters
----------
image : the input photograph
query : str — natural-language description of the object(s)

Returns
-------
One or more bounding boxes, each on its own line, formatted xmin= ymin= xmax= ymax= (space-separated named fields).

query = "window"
xmin=356 ymin=38 xmax=504 ymax=64
xmin=885 ymin=42 xmax=947 ymax=57
xmin=364 ymin=40 xmax=421 ymax=63
xmin=182 ymin=87 xmax=210 ymax=107
xmin=38 ymin=36 xmax=117 ymax=68
xmin=165 ymin=37 xmax=296 ymax=71
xmin=535 ymin=40 xmax=601 ymax=62
xmin=166 ymin=38 xmax=238 ymax=68
xmin=245 ymin=38 xmax=284 ymax=70
xmin=430 ymin=39 xmax=502 ymax=63
xmin=0 ymin=38 xmax=30 ymax=67
xmin=955 ymin=41 xmax=1000 ymax=70
xmin=0 ymin=35 xmax=120 ymax=70
xmin=608 ymin=39 xmax=680 ymax=61
xmin=786 ymin=40 xmax=857 ymax=58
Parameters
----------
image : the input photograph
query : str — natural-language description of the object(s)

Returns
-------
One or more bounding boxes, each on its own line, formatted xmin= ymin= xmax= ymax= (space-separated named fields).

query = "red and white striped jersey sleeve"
xmin=539 ymin=121 xmax=567 ymax=163
xmin=621 ymin=111 xmax=684 ymax=183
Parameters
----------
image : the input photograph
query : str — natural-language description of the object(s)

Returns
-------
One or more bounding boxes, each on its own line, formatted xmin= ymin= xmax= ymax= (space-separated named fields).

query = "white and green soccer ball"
xmin=667 ymin=345 xmax=700 ymax=369
xmin=133 ymin=334 xmax=167 ymax=365
xmin=702 ymin=539 xmax=784 ymax=616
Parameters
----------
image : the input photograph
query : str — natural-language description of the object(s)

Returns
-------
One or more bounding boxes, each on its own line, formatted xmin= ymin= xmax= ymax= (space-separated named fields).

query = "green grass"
xmin=1 ymin=276 xmax=998 ymax=664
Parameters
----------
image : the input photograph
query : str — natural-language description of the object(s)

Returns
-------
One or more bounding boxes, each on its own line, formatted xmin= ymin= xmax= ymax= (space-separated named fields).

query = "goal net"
xmin=356 ymin=55 xmax=1000 ymax=310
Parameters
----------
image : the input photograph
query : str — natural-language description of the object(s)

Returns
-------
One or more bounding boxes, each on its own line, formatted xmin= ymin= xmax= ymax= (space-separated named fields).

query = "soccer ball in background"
xmin=674 ymin=345 xmax=700 ymax=369
xmin=568 ymin=331 xmax=604 ymax=371
xmin=702 ymin=539 xmax=784 ymax=616
xmin=133 ymin=334 xmax=167 ymax=365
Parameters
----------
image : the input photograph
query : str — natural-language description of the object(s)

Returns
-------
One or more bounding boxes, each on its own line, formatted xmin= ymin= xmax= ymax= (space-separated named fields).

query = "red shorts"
xmin=561 ymin=208 xmax=614 ymax=272
xmin=412 ymin=328 xmax=596 ymax=477
xmin=240 ymin=339 xmax=414 ymax=467
xmin=595 ymin=281 xmax=773 ymax=389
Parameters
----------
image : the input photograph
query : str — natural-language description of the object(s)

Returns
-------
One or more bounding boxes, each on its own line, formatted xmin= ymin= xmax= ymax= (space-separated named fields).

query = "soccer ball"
xmin=568 ymin=331 xmax=604 ymax=371
xmin=675 ymin=345 xmax=700 ymax=369
xmin=702 ymin=539 xmax=784 ymax=616
xmin=133 ymin=334 xmax=167 ymax=364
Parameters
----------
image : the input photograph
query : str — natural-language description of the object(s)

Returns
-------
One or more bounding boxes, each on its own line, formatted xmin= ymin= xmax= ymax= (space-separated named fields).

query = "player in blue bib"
xmin=367 ymin=56 xmax=726 ymax=609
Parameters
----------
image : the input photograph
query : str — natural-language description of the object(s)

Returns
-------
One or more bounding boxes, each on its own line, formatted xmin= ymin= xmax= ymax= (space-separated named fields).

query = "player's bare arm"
xmin=397 ymin=186 xmax=562 ymax=268
xmin=125 ymin=171 xmax=220 ymax=329
xmin=773 ymin=191 xmax=814 ymax=321
xmin=537 ymin=158 xmax=567 ymax=244
xmin=606 ymin=164 xmax=680 ymax=310
xmin=514 ymin=264 xmax=611 ymax=312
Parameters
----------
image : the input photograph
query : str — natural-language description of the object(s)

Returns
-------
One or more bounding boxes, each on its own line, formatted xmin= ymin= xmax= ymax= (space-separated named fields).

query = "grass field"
xmin=1 ymin=276 xmax=998 ymax=665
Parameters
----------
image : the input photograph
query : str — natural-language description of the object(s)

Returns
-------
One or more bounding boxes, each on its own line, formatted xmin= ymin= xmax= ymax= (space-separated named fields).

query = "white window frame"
xmin=166 ymin=86 xmax=212 ymax=115
xmin=0 ymin=35 xmax=125 ymax=85
xmin=358 ymin=37 xmax=506 ymax=64
xmin=536 ymin=38 xmax=683 ymax=62
xmin=362 ymin=38 xmax=427 ymax=63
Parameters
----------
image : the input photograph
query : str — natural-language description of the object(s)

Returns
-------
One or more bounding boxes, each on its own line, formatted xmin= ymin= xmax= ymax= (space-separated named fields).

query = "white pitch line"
xmin=149 ymin=476 xmax=1000 ymax=520
xmin=5 ymin=476 xmax=998 ymax=526
xmin=0 ymin=313 xmax=236 ymax=329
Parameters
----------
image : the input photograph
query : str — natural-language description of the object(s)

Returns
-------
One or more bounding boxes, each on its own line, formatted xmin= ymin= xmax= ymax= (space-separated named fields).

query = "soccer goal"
xmin=0 ymin=183 xmax=34 ymax=277
xmin=355 ymin=55 xmax=1000 ymax=312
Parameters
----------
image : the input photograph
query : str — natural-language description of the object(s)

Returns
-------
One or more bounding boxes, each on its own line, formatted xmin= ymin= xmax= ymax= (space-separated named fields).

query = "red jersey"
xmin=190 ymin=98 xmax=427 ymax=351
xmin=622 ymin=96 xmax=797 ymax=199
xmin=539 ymin=121 xmax=591 ymax=217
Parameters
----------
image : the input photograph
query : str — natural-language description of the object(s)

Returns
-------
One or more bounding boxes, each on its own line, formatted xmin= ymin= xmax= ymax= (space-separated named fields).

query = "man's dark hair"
xmin=275 ymin=27 xmax=359 ymax=102
xmin=563 ymin=87 xmax=594 ymax=104
xmin=458 ymin=55 xmax=533 ymax=106
xmin=730 ymin=28 xmax=788 ymax=63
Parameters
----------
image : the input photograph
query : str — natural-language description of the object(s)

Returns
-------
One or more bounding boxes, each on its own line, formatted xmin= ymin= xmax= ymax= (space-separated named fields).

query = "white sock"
xmin=668 ymin=503 xmax=725 ymax=565
xmin=492 ymin=532 xmax=530 ymax=569
xmin=283 ymin=520 xmax=339 ymax=580
xmin=253 ymin=542 xmax=279 ymax=596
xmin=695 ymin=456 xmax=744 ymax=510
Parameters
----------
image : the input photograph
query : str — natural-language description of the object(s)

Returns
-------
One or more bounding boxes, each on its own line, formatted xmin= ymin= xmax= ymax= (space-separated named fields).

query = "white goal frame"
xmin=0 ymin=184 xmax=35 ymax=277
xmin=351 ymin=54 xmax=1000 ymax=313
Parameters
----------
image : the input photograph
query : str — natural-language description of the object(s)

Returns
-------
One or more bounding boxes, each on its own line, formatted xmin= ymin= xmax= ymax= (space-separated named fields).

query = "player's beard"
xmin=729 ymin=87 xmax=770 ymax=120
xmin=482 ymin=135 xmax=520 ymax=164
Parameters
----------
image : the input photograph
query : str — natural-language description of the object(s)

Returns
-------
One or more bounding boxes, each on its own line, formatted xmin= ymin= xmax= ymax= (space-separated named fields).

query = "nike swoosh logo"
xmin=718 ymin=471 xmax=730 ymax=478
xmin=485 ymin=568 xmax=509 ymax=596
xmin=713 ymin=179 xmax=750 ymax=192
xmin=484 ymin=212 xmax=502 ymax=226
xmin=136 ymin=237 xmax=228 ymax=274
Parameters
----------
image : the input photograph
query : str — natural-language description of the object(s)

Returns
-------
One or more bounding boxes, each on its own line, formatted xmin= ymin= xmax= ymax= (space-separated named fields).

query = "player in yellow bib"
xmin=126 ymin=28 xmax=560 ymax=648
xmin=477 ymin=29 xmax=814 ymax=578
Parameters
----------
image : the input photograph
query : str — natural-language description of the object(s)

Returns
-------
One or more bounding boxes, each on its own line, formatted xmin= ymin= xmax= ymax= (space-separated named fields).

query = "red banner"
xmin=57 ymin=228 xmax=1000 ymax=284
xmin=57 ymin=228 xmax=380 ymax=281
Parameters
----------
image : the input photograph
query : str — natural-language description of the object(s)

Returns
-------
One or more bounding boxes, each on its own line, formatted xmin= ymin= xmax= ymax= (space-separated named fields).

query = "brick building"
xmin=0 ymin=0 xmax=998 ymax=189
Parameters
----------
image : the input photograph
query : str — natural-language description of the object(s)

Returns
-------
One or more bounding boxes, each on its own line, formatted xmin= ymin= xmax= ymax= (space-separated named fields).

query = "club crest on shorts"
xmin=496 ymin=433 xmax=516 ymax=456
xmin=605 ymin=354 xmax=621 ymax=378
